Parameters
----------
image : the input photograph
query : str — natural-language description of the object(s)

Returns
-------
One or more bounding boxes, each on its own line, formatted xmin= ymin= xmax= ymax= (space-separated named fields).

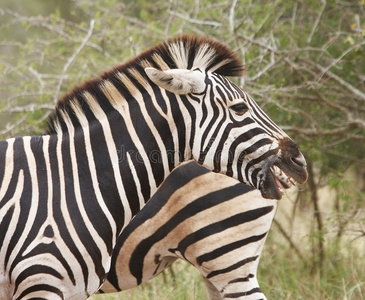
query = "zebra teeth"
xmin=288 ymin=176 xmax=297 ymax=186
xmin=271 ymin=165 xmax=296 ymax=190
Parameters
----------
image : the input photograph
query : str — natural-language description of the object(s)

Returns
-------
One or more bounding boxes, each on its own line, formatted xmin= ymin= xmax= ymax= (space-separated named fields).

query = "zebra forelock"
xmin=47 ymin=35 xmax=244 ymax=134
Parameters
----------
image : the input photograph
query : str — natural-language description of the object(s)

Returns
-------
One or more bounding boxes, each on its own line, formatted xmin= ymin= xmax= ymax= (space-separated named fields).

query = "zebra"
xmin=99 ymin=161 xmax=280 ymax=300
xmin=0 ymin=35 xmax=307 ymax=299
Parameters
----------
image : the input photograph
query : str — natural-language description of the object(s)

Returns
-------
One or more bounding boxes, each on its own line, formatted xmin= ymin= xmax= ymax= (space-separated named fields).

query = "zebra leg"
xmin=218 ymin=276 xmax=267 ymax=300
xmin=203 ymin=273 xmax=266 ymax=300
xmin=203 ymin=277 xmax=223 ymax=300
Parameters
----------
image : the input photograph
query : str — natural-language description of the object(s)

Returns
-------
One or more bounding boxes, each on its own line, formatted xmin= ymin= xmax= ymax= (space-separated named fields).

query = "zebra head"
xmin=145 ymin=36 xmax=307 ymax=200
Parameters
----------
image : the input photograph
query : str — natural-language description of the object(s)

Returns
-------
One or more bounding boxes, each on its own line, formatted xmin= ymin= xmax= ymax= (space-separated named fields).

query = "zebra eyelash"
xmin=230 ymin=103 xmax=249 ymax=115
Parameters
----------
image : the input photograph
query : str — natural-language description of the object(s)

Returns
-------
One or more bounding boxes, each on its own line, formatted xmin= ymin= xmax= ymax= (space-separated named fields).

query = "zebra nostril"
xmin=291 ymin=153 xmax=306 ymax=168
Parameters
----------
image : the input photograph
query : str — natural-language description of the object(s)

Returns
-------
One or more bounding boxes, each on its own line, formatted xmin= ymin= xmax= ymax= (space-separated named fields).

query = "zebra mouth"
xmin=259 ymin=164 xmax=299 ymax=200
xmin=258 ymin=139 xmax=307 ymax=200
xmin=271 ymin=165 xmax=297 ymax=196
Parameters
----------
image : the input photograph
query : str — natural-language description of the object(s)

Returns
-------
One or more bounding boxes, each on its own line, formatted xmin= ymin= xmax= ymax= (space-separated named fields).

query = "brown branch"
xmin=307 ymin=163 xmax=325 ymax=273
xmin=272 ymin=219 xmax=305 ymax=263
xmin=281 ymin=124 xmax=365 ymax=138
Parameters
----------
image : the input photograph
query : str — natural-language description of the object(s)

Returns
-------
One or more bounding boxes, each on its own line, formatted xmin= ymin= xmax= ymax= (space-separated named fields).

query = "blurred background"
xmin=1 ymin=0 xmax=364 ymax=299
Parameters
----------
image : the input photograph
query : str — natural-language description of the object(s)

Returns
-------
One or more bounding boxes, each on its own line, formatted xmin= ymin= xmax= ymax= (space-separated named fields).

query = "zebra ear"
xmin=145 ymin=67 xmax=205 ymax=94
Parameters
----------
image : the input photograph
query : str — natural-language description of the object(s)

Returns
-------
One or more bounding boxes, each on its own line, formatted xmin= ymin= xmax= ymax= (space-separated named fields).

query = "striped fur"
xmin=99 ymin=162 xmax=275 ymax=299
xmin=0 ymin=35 xmax=306 ymax=299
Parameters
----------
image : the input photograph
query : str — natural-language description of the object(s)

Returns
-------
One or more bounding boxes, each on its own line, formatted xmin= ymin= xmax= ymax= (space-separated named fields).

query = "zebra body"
xmin=100 ymin=161 xmax=276 ymax=299
xmin=0 ymin=35 xmax=307 ymax=299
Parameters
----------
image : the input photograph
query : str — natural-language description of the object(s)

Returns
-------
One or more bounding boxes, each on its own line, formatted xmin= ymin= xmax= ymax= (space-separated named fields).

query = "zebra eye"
xmin=230 ymin=103 xmax=248 ymax=115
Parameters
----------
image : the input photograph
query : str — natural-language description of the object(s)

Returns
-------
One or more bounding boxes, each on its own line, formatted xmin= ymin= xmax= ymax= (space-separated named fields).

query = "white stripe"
xmin=6 ymin=137 xmax=39 ymax=274
xmin=126 ymin=152 xmax=145 ymax=213
xmin=0 ymin=170 xmax=23 ymax=276
xmin=0 ymin=138 xmax=15 ymax=200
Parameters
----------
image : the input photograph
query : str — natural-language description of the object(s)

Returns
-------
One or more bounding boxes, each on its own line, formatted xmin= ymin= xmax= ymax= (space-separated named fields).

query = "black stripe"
xmin=224 ymin=287 xmax=262 ymax=298
xmin=15 ymin=265 xmax=63 ymax=289
xmin=0 ymin=140 xmax=7 ymax=189
xmin=207 ymin=255 xmax=259 ymax=279
xmin=228 ymin=273 xmax=255 ymax=284
xmin=16 ymin=284 xmax=63 ymax=299
xmin=197 ymin=232 xmax=268 ymax=266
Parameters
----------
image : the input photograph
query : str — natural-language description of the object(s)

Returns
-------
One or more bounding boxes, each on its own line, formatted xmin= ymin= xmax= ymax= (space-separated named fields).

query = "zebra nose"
xmin=291 ymin=152 xmax=307 ymax=168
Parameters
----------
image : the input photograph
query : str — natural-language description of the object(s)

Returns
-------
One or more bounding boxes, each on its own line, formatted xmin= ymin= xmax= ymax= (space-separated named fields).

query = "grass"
xmin=93 ymin=232 xmax=365 ymax=299
xmin=257 ymin=232 xmax=365 ymax=300
xmin=92 ymin=261 xmax=209 ymax=300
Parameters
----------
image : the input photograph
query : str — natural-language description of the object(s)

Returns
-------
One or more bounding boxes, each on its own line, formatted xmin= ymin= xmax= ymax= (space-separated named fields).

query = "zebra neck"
xmin=103 ymin=96 xmax=193 ymax=206
xmin=68 ymin=97 xmax=192 ymax=229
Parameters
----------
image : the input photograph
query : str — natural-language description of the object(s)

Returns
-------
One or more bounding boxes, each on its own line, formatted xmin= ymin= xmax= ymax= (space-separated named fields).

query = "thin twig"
xmin=281 ymin=125 xmax=364 ymax=138
xmin=307 ymin=0 xmax=326 ymax=44
xmin=168 ymin=10 xmax=221 ymax=27
xmin=229 ymin=0 xmax=238 ymax=33
xmin=0 ymin=114 xmax=28 ymax=137
xmin=303 ymin=58 xmax=365 ymax=102
xmin=318 ymin=40 xmax=365 ymax=81
xmin=53 ymin=19 xmax=95 ymax=104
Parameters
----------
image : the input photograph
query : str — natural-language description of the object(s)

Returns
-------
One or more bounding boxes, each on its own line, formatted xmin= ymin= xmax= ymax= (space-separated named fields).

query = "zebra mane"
xmin=47 ymin=35 xmax=245 ymax=134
